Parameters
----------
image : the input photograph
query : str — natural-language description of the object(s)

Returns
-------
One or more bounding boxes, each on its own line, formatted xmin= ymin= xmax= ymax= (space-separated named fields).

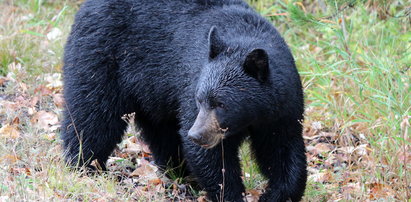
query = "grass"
xmin=1 ymin=0 xmax=410 ymax=201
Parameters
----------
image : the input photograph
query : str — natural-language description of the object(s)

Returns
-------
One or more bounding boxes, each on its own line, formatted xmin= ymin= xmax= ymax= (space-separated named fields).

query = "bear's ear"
xmin=208 ymin=26 xmax=226 ymax=59
xmin=243 ymin=49 xmax=269 ymax=82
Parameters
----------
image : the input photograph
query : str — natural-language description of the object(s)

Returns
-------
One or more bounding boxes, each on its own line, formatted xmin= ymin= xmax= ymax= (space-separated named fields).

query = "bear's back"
xmin=181 ymin=0 xmax=247 ymax=7
xmin=64 ymin=0 xmax=282 ymax=119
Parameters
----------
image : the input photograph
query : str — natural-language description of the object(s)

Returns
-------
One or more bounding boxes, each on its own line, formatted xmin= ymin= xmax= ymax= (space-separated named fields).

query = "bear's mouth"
xmin=188 ymin=108 xmax=228 ymax=148
xmin=198 ymin=132 xmax=224 ymax=149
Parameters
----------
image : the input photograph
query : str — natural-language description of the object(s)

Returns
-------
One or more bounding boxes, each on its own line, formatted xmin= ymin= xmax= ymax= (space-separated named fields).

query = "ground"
xmin=0 ymin=0 xmax=410 ymax=201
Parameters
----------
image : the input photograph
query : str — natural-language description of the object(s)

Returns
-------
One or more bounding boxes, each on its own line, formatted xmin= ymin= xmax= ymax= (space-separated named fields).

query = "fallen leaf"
xmin=0 ymin=154 xmax=19 ymax=163
xmin=11 ymin=117 xmax=19 ymax=125
xmin=125 ymin=137 xmax=143 ymax=155
xmin=0 ymin=77 xmax=8 ymax=86
xmin=245 ymin=189 xmax=261 ymax=202
xmin=47 ymin=28 xmax=62 ymax=41
xmin=148 ymin=178 xmax=162 ymax=186
xmin=309 ymin=171 xmax=333 ymax=183
xmin=126 ymin=137 xmax=152 ymax=156
xmin=44 ymin=73 xmax=63 ymax=90
xmin=310 ymin=142 xmax=333 ymax=155
xmin=9 ymin=167 xmax=31 ymax=176
xmin=29 ymin=96 xmax=39 ymax=108
xmin=31 ymin=111 xmax=59 ymax=131
xmin=368 ymin=183 xmax=395 ymax=199
xmin=341 ymin=182 xmax=361 ymax=198
xmin=130 ymin=158 xmax=158 ymax=180
xmin=154 ymin=183 xmax=165 ymax=194
xmin=53 ymin=93 xmax=64 ymax=108
xmin=128 ymin=136 xmax=137 ymax=143
xmin=0 ymin=124 xmax=20 ymax=139
xmin=1 ymin=101 xmax=19 ymax=111
xmin=34 ymin=85 xmax=53 ymax=95
xmin=135 ymin=186 xmax=149 ymax=197
xmin=197 ymin=196 xmax=208 ymax=202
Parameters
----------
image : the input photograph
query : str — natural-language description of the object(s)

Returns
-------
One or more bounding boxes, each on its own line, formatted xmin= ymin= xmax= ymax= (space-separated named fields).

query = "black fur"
xmin=62 ymin=0 xmax=307 ymax=201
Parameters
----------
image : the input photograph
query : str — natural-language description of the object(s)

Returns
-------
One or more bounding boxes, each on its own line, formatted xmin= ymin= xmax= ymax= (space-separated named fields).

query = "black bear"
xmin=62 ymin=0 xmax=307 ymax=201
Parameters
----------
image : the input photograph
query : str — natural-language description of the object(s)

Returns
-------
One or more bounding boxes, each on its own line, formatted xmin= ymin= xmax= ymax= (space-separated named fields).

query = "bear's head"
xmin=188 ymin=26 xmax=278 ymax=148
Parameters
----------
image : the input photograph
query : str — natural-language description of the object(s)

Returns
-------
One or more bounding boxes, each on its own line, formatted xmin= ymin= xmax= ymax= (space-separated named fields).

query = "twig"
xmin=265 ymin=13 xmax=287 ymax=17
xmin=401 ymin=116 xmax=410 ymax=200
xmin=65 ymin=102 xmax=84 ymax=167
xmin=220 ymin=138 xmax=225 ymax=202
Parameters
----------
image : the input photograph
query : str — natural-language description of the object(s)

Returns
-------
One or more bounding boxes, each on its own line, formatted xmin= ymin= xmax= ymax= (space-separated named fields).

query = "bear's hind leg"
xmin=250 ymin=119 xmax=307 ymax=202
xmin=62 ymin=92 xmax=129 ymax=171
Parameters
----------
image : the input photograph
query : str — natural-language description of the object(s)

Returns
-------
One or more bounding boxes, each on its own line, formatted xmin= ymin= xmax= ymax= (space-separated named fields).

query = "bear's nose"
xmin=187 ymin=130 xmax=205 ymax=145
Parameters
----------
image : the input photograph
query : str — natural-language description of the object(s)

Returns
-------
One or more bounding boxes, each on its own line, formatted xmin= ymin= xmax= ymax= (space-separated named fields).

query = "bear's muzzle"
xmin=188 ymin=108 xmax=225 ymax=148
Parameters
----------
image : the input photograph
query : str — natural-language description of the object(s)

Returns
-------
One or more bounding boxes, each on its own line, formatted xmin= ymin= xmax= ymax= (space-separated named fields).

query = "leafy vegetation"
xmin=1 ymin=0 xmax=410 ymax=201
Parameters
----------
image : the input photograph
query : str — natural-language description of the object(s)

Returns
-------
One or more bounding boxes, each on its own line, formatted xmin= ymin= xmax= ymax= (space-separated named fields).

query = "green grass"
xmin=1 ymin=0 xmax=410 ymax=201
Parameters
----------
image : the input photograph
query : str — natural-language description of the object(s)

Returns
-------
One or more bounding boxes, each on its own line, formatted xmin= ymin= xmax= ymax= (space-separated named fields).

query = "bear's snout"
xmin=188 ymin=108 xmax=224 ymax=148
xmin=187 ymin=129 xmax=207 ymax=146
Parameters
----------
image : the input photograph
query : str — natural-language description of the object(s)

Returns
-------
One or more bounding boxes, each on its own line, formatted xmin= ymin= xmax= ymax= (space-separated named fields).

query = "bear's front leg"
xmin=181 ymin=134 xmax=246 ymax=202
xmin=250 ymin=119 xmax=307 ymax=202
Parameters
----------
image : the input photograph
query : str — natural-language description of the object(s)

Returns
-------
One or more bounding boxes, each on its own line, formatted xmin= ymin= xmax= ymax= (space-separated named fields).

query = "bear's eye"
xmin=217 ymin=102 xmax=225 ymax=109
xmin=210 ymin=100 xmax=225 ymax=109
